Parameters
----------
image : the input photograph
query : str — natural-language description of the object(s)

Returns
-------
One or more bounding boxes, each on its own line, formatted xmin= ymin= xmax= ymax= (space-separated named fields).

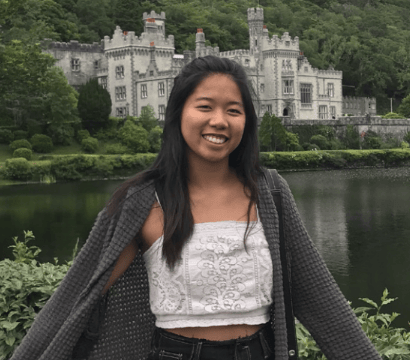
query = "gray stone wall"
xmin=281 ymin=117 xmax=410 ymax=142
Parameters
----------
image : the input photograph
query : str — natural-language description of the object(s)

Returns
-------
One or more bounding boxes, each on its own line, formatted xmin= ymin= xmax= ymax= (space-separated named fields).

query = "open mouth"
xmin=202 ymin=135 xmax=228 ymax=144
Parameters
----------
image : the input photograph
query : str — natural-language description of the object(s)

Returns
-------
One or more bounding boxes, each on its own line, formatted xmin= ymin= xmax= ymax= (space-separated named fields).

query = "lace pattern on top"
xmin=142 ymin=192 xmax=273 ymax=328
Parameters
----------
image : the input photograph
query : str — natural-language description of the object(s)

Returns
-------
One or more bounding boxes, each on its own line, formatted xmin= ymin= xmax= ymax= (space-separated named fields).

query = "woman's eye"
xmin=198 ymin=106 xmax=241 ymax=114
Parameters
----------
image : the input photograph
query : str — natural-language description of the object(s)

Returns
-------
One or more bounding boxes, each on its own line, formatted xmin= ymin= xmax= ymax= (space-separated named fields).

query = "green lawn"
xmin=0 ymin=139 xmax=118 ymax=163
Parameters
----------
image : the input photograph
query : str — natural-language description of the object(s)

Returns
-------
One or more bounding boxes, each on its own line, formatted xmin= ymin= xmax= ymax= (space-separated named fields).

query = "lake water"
xmin=1 ymin=167 xmax=409 ymax=330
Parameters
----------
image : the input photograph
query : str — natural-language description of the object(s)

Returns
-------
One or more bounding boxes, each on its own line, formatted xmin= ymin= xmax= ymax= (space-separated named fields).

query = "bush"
xmin=0 ymin=231 xmax=78 ymax=360
xmin=310 ymin=135 xmax=329 ymax=150
xmin=405 ymin=132 xmax=410 ymax=143
xmin=81 ymin=137 xmax=99 ymax=153
xmin=94 ymin=127 xmax=118 ymax=142
xmin=76 ymin=129 xmax=90 ymax=144
xmin=9 ymin=139 xmax=32 ymax=152
xmin=382 ymin=112 xmax=405 ymax=119
xmin=401 ymin=141 xmax=409 ymax=149
xmin=13 ymin=148 xmax=32 ymax=161
xmin=4 ymin=158 xmax=32 ymax=180
xmin=0 ymin=129 xmax=15 ymax=144
xmin=105 ymin=143 xmax=129 ymax=154
xmin=329 ymin=138 xmax=344 ymax=150
xmin=118 ymin=120 xmax=150 ymax=153
xmin=363 ymin=131 xmax=383 ymax=149
xmin=13 ymin=130 xmax=28 ymax=140
xmin=30 ymin=134 xmax=53 ymax=153
xmin=45 ymin=123 xmax=75 ymax=146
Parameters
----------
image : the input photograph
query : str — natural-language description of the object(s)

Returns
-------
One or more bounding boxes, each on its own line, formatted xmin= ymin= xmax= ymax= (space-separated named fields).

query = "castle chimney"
xmin=196 ymin=28 xmax=205 ymax=58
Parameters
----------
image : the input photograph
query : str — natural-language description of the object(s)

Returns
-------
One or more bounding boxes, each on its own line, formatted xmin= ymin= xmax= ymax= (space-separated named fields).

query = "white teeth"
xmin=203 ymin=135 xmax=226 ymax=144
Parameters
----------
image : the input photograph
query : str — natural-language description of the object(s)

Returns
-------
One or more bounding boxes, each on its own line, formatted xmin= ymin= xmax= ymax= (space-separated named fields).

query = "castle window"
xmin=267 ymin=104 xmax=272 ymax=114
xmin=141 ymin=84 xmax=148 ymax=98
xmin=116 ymin=107 xmax=127 ymax=118
xmin=150 ymin=70 xmax=154 ymax=76
xmin=99 ymin=77 xmax=107 ymax=89
xmin=94 ymin=60 xmax=99 ymax=70
xmin=319 ymin=105 xmax=328 ymax=119
xmin=330 ymin=106 xmax=336 ymax=118
xmin=71 ymin=58 xmax=80 ymax=72
xmin=245 ymin=59 xmax=250 ymax=67
xmin=260 ymin=84 xmax=264 ymax=93
xmin=115 ymin=86 xmax=126 ymax=101
xmin=286 ymin=41 xmax=290 ymax=47
xmin=116 ymin=66 xmax=124 ymax=79
xmin=283 ymin=80 xmax=293 ymax=94
xmin=159 ymin=105 xmax=165 ymax=120
xmin=327 ymin=83 xmax=334 ymax=97
xmin=304 ymin=66 xmax=308 ymax=72
xmin=300 ymin=84 xmax=312 ymax=104
xmin=158 ymin=82 xmax=165 ymax=97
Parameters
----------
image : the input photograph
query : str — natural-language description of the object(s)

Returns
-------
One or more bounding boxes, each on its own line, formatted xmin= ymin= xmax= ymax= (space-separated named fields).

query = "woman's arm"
xmin=101 ymin=234 xmax=140 ymax=295
xmin=277 ymin=174 xmax=382 ymax=360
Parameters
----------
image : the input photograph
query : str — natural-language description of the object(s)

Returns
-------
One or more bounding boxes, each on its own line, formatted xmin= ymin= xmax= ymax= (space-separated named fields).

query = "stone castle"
xmin=41 ymin=7 xmax=376 ymax=124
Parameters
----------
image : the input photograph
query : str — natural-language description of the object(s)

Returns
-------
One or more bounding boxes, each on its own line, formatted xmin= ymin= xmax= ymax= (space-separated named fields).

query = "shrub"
xmin=95 ymin=127 xmax=118 ymax=142
xmin=46 ymin=123 xmax=75 ymax=146
xmin=105 ymin=143 xmax=129 ymax=154
xmin=13 ymin=148 xmax=32 ymax=161
xmin=310 ymin=135 xmax=329 ymax=150
xmin=364 ymin=135 xmax=382 ymax=149
xmin=0 ymin=129 xmax=15 ymax=144
xmin=0 ymin=231 xmax=78 ymax=360
xmin=9 ymin=139 xmax=32 ymax=152
xmin=76 ymin=129 xmax=90 ymax=144
xmin=30 ymin=134 xmax=53 ymax=153
xmin=381 ymin=112 xmax=405 ymax=119
xmin=81 ymin=137 xmax=99 ymax=153
xmin=13 ymin=130 xmax=28 ymax=140
xmin=118 ymin=120 xmax=150 ymax=153
xmin=404 ymin=131 xmax=410 ymax=143
xmin=4 ymin=158 xmax=32 ymax=180
xmin=401 ymin=141 xmax=409 ymax=149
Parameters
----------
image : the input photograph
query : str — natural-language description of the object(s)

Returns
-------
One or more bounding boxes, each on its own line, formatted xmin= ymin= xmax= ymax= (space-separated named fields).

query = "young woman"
xmin=10 ymin=56 xmax=382 ymax=360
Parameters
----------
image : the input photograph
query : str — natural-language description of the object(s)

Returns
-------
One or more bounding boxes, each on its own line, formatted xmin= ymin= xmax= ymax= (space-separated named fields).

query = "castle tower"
xmin=196 ymin=28 xmax=206 ymax=58
xmin=247 ymin=7 xmax=264 ymax=57
xmin=143 ymin=11 xmax=166 ymax=36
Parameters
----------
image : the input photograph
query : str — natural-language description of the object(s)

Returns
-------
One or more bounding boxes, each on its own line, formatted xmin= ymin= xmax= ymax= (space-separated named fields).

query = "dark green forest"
xmin=1 ymin=0 xmax=410 ymax=115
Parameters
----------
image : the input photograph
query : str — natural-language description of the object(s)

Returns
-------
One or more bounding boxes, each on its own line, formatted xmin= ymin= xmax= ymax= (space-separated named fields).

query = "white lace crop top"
xmin=142 ymin=192 xmax=273 ymax=329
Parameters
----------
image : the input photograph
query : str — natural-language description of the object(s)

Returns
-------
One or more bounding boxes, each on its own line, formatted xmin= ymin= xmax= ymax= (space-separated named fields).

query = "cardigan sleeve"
xmin=277 ymin=174 xmax=382 ymax=360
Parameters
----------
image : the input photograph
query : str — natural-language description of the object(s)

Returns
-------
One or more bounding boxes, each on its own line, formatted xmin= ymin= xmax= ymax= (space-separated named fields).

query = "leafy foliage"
xmin=30 ymin=134 xmax=54 ymax=153
xmin=9 ymin=139 xmax=32 ymax=152
xmin=13 ymin=148 xmax=32 ymax=161
xmin=118 ymin=120 xmax=150 ymax=153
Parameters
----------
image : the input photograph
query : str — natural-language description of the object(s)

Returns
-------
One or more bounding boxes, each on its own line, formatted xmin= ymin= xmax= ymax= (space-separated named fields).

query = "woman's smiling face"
xmin=180 ymin=73 xmax=246 ymax=168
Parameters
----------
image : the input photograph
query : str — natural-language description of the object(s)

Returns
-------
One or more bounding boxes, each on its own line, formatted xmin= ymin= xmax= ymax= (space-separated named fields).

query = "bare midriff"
xmin=164 ymin=323 xmax=267 ymax=341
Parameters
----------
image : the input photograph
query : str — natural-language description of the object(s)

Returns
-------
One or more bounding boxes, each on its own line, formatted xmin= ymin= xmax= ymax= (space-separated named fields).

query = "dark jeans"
xmin=146 ymin=322 xmax=275 ymax=360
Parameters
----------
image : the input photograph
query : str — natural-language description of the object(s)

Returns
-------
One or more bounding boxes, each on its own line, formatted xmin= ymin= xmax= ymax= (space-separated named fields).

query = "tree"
xmin=259 ymin=112 xmax=287 ymax=151
xmin=397 ymin=94 xmax=410 ymax=118
xmin=77 ymin=78 xmax=112 ymax=135
xmin=138 ymin=105 xmax=159 ymax=132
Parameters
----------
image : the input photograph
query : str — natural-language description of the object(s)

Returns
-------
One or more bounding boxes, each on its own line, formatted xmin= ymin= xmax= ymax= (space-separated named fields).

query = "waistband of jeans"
xmin=153 ymin=321 xmax=273 ymax=348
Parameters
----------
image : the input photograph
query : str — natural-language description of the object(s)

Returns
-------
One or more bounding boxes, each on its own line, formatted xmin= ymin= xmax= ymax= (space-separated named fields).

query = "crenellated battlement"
xmin=220 ymin=49 xmax=250 ymax=57
xmin=264 ymin=32 xmax=299 ymax=51
xmin=103 ymin=25 xmax=174 ymax=49
xmin=42 ymin=39 xmax=104 ymax=52
xmin=344 ymin=96 xmax=376 ymax=102
xmin=142 ymin=10 xmax=166 ymax=21
xmin=247 ymin=7 xmax=264 ymax=21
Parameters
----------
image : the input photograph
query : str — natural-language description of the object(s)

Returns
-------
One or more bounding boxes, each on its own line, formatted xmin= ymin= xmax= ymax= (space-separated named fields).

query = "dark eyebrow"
xmin=195 ymin=97 xmax=243 ymax=107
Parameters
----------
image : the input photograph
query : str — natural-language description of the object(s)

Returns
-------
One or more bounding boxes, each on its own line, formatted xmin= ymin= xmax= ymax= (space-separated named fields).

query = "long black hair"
xmin=105 ymin=55 xmax=265 ymax=271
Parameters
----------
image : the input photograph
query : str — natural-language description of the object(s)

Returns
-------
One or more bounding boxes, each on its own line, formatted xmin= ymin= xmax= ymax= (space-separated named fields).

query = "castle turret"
xmin=143 ymin=11 xmax=166 ymax=37
xmin=247 ymin=7 xmax=264 ymax=57
xmin=196 ymin=28 xmax=206 ymax=58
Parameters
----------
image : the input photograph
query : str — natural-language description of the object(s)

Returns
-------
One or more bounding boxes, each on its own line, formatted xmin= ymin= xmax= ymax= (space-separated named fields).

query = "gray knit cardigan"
xmin=10 ymin=172 xmax=382 ymax=360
